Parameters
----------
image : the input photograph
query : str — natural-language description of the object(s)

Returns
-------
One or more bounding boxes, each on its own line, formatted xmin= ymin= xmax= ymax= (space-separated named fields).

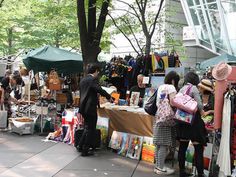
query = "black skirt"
xmin=176 ymin=111 xmax=208 ymax=146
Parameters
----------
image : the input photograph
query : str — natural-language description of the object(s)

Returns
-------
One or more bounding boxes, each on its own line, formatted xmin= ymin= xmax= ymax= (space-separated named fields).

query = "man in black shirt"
xmin=129 ymin=74 xmax=146 ymax=107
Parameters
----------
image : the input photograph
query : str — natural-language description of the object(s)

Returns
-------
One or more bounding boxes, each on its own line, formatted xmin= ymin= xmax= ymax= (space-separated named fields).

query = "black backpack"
xmin=144 ymin=90 xmax=158 ymax=116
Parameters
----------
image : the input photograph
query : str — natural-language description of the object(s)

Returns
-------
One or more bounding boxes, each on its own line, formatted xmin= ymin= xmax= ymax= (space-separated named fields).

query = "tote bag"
xmin=172 ymin=85 xmax=198 ymax=114
xmin=0 ymin=105 xmax=8 ymax=128
xmin=156 ymin=93 xmax=175 ymax=126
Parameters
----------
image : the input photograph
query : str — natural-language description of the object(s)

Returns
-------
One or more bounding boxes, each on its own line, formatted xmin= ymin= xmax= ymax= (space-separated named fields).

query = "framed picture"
xmin=130 ymin=92 xmax=140 ymax=106
xmin=96 ymin=116 xmax=109 ymax=147
xmin=109 ymin=131 xmax=123 ymax=150
xmin=126 ymin=134 xmax=143 ymax=160
xmin=117 ymin=133 xmax=131 ymax=157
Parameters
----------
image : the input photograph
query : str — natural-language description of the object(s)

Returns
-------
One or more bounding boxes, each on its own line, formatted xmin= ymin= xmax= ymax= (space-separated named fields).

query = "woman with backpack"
xmin=176 ymin=72 xmax=209 ymax=177
xmin=153 ymin=71 xmax=180 ymax=175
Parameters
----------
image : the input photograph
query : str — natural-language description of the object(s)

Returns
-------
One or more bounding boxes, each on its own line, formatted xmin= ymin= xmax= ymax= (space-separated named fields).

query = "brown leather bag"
xmin=48 ymin=71 xmax=61 ymax=90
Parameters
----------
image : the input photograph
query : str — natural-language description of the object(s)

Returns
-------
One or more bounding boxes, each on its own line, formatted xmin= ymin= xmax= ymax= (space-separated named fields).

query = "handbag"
xmin=144 ymin=90 xmax=157 ymax=116
xmin=172 ymin=85 xmax=198 ymax=114
xmin=175 ymin=109 xmax=195 ymax=124
xmin=0 ymin=104 xmax=8 ymax=128
xmin=156 ymin=93 xmax=175 ymax=126
xmin=30 ymin=77 xmax=38 ymax=90
xmin=48 ymin=70 xmax=61 ymax=91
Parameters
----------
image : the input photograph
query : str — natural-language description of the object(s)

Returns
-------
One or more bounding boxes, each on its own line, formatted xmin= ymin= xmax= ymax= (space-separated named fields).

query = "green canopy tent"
xmin=23 ymin=45 xmax=83 ymax=74
xmin=199 ymin=53 xmax=236 ymax=70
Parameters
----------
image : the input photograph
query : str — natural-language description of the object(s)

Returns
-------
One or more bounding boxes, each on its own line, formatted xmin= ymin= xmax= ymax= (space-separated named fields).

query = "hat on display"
xmin=212 ymin=62 xmax=232 ymax=81
xmin=198 ymin=79 xmax=214 ymax=92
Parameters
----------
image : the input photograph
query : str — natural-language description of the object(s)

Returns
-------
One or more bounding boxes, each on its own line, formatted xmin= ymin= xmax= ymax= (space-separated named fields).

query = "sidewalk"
xmin=0 ymin=131 xmax=179 ymax=177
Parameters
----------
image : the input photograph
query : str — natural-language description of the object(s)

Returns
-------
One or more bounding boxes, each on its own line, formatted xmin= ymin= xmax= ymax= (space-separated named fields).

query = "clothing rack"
xmin=229 ymin=83 xmax=236 ymax=171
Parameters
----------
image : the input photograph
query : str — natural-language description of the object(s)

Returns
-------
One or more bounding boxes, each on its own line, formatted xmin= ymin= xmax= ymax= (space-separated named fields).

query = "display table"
xmin=98 ymin=108 xmax=154 ymax=137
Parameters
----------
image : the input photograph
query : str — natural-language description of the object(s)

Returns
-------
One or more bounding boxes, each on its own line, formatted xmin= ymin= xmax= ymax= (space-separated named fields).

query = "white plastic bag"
xmin=0 ymin=105 xmax=8 ymax=128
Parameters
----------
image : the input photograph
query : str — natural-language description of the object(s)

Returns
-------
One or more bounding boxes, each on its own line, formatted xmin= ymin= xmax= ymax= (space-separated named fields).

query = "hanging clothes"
xmin=168 ymin=54 xmax=176 ymax=67
xmin=151 ymin=53 xmax=164 ymax=72
xmin=217 ymin=94 xmax=232 ymax=176
xmin=162 ymin=56 xmax=169 ymax=70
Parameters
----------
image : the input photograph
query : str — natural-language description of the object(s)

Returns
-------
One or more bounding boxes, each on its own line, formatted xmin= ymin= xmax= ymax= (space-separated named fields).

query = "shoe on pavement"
xmin=76 ymin=145 xmax=83 ymax=152
xmin=81 ymin=147 xmax=95 ymax=157
xmin=154 ymin=166 xmax=175 ymax=175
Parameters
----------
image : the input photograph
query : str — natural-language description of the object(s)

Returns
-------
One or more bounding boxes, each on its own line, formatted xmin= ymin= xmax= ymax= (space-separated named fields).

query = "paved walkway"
xmin=0 ymin=131 xmax=179 ymax=177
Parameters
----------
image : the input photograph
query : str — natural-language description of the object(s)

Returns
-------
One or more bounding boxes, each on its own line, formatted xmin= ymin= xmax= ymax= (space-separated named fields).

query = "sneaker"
xmin=154 ymin=167 xmax=175 ymax=175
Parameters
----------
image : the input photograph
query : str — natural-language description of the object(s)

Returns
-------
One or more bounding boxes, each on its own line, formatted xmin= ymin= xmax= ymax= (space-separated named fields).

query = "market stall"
xmin=98 ymin=107 xmax=153 ymax=138
xmin=10 ymin=45 xmax=84 ymax=135
xmin=23 ymin=45 xmax=83 ymax=74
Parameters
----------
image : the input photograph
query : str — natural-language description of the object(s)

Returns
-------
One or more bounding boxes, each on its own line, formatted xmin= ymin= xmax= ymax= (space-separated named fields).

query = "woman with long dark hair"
xmin=153 ymin=71 xmax=180 ymax=175
xmin=177 ymin=72 xmax=208 ymax=177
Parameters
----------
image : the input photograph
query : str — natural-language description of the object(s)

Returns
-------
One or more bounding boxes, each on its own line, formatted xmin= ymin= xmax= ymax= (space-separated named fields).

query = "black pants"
xmin=79 ymin=113 xmax=97 ymax=149
xmin=178 ymin=141 xmax=204 ymax=177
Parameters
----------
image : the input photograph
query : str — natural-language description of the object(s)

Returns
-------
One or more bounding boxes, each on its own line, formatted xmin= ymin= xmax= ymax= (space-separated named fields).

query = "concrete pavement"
xmin=0 ymin=131 xmax=179 ymax=177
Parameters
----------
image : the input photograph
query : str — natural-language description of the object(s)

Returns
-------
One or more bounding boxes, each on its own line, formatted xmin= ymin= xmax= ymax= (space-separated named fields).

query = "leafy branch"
xmin=108 ymin=12 xmax=141 ymax=55
xmin=0 ymin=0 xmax=4 ymax=7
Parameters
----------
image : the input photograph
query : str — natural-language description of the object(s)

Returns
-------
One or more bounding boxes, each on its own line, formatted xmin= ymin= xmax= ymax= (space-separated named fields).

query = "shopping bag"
xmin=156 ymin=93 xmax=175 ymax=126
xmin=144 ymin=90 xmax=157 ymax=116
xmin=175 ymin=109 xmax=195 ymax=124
xmin=0 ymin=105 xmax=8 ymax=128
xmin=48 ymin=70 xmax=61 ymax=91
xmin=30 ymin=77 xmax=38 ymax=90
xmin=172 ymin=85 xmax=198 ymax=114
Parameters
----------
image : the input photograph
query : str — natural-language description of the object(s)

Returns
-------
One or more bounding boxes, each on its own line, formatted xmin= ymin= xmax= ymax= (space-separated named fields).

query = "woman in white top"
xmin=153 ymin=71 xmax=180 ymax=175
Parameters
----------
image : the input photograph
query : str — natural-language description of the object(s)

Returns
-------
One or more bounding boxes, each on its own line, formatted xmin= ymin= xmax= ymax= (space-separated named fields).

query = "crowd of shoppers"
xmin=0 ymin=62 xmax=213 ymax=176
xmin=153 ymin=71 xmax=214 ymax=177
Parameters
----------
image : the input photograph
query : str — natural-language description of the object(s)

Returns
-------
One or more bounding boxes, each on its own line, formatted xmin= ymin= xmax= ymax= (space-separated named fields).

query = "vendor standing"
xmin=198 ymin=79 xmax=215 ymax=125
xmin=129 ymin=74 xmax=146 ymax=107
xmin=198 ymin=79 xmax=214 ymax=112
xmin=0 ymin=74 xmax=22 ymax=127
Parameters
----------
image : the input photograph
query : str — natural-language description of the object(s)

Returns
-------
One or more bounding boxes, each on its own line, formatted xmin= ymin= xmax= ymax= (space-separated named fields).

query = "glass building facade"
xmin=181 ymin=0 xmax=236 ymax=56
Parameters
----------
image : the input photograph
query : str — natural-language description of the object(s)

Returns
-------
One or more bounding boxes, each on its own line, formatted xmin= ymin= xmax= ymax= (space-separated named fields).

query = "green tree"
xmin=29 ymin=0 xmax=81 ymax=49
xmin=109 ymin=0 xmax=165 ymax=55
xmin=77 ymin=0 xmax=111 ymax=72
xmin=0 ymin=0 xmax=4 ymax=7
xmin=0 ymin=0 xmax=81 ymax=55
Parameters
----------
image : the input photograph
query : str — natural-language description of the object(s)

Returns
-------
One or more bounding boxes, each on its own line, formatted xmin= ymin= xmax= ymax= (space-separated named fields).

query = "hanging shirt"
xmin=216 ymin=94 xmax=232 ymax=176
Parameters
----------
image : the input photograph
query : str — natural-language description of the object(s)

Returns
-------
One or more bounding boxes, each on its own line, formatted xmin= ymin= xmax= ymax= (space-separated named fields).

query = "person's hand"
xmin=12 ymin=98 xmax=18 ymax=104
xmin=0 ymin=97 xmax=4 ymax=104
xmin=202 ymin=110 xmax=214 ymax=117
xmin=205 ymin=110 xmax=214 ymax=116
xmin=109 ymin=97 xmax=115 ymax=103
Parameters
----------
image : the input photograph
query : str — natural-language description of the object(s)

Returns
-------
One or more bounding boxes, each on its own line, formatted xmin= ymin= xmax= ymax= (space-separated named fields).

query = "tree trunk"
xmin=145 ymin=36 xmax=151 ymax=55
xmin=82 ymin=45 xmax=100 ymax=74
xmin=55 ymin=35 xmax=60 ymax=48
xmin=77 ymin=0 xmax=110 ymax=75
xmin=7 ymin=27 xmax=13 ymax=55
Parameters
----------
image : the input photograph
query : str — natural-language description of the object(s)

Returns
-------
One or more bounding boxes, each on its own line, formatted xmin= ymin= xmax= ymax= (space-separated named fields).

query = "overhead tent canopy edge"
xmin=23 ymin=45 xmax=83 ymax=74
xmin=199 ymin=53 xmax=236 ymax=70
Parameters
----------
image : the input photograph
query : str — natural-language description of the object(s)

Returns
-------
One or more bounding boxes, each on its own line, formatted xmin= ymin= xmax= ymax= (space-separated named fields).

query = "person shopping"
xmin=153 ymin=71 xmax=180 ymax=175
xmin=177 ymin=72 xmax=209 ymax=177
xmin=0 ymin=73 xmax=22 ymax=128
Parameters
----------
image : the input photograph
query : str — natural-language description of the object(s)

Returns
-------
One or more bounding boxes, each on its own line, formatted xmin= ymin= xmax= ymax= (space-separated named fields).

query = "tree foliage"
xmin=0 ymin=0 xmax=80 ymax=56
xmin=109 ymin=0 xmax=165 ymax=55
xmin=109 ymin=0 xmax=186 ymax=57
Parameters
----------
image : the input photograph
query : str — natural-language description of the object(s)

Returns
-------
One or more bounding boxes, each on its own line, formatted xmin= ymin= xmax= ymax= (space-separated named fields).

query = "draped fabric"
xmin=217 ymin=95 xmax=232 ymax=176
